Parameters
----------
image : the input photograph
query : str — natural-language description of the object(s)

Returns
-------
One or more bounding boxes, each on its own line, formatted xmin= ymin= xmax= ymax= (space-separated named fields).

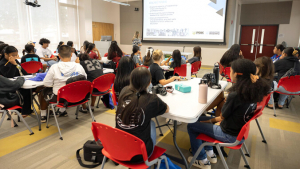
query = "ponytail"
xmin=144 ymin=48 xmax=153 ymax=66
xmin=119 ymin=90 xmax=142 ymax=125
xmin=86 ymin=43 xmax=95 ymax=54
xmin=22 ymin=49 xmax=26 ymax=56
xmin=131 ymin=45 xmax=139 ymax=59
xmin=152 ymin=50 xmax=163 ymax=61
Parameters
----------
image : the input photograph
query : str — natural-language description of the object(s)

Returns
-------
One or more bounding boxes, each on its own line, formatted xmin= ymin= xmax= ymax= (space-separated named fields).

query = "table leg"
xmin=30 ymin=89 xmax=41 ymax=131
xmin=167 ymin=120 xmax=188 ymax=169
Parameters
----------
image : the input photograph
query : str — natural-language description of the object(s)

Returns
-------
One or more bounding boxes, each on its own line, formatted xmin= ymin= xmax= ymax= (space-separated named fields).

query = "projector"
xmin=24 ymin=0 xmax=41 ymax=7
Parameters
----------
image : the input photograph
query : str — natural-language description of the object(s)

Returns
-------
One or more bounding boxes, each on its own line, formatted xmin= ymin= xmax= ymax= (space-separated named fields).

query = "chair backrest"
xmin=191 ymin=61 xmax=202 ymax=73
xmin=111 ymin=84 xmax=118 ymax=106
xmin=91 ymin=122 xmax=148 ymax=162
xmin=92 ymin=73 xmax=116 ymax=93
xmin=57 ymin=81 xmax=92 ymax=103
xmin=104 ymin=53 xmax=108 ymax=57
xmin=224 ymin=67 xmax=231 ymax=80
xmin=236 ymin=106 xmax=263 ymax=141
xmin=174 ymin=64 xmax=189 ymax=76
xmin=277 ymin=75 xmax=300 ymax=93
xmin=218 ymin=62 xmax=225 ymax=76
xmin=257 ymin=93 xmax=271 ymax=108
xmin=21 ymin=61 xmax=43 ymax=74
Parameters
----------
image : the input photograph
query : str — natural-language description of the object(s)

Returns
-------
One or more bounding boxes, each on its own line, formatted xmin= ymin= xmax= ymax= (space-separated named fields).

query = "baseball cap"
xmin=27 ymin=41 xmax=36 ymax=45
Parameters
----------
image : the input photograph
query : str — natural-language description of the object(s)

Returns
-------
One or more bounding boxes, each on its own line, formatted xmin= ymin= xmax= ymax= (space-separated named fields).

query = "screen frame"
xmin=142 ymin=0 xmax=228 ymax=45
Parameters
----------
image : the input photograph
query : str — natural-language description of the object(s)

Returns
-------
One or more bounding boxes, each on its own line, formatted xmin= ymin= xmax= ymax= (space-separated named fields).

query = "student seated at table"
xmin=150 ymin=50 xmax=180 ymax=86
xmin=41 ymin=45 xmax=87 ymax=121
xmin=36 ymin=38 xmax=58 ymax=67
xmin=116 ymin=67 xmax=169 ymax=162
xmin=220 ymin=44 xmax=243 ymax=67
xmin=80 ymin=41 xmax=89 ymax=54
xmin=267 ymin=47 xmax=300 ymax=109
xmin=114 ymin=56 xmax=136 ymax=98
xmin=107 ymin=41 xmax=125 ymax=63
xmin=86 ymin=43 xmax=101 ymax=60
xmin=165 ymin=50 xmax=186 ymax=79
xmin=21 ymin=44 xmax=41 ymax=63
xmin=271 ymin=44 xmax=285 ymax=62
xmin=56 ymin=41 xmax=64 ymax=54
xmin=187 ymin=46 xmax=202 ymax=64
xmin=0 ymin=46 xmax=32 ymax=117
xmin=143 ymin=47 xmax=154 ymax=66
xmin=187 ymin=59 xmax=270 ymax=169
xmin=67 ymin=41 xmax=78 ymax=56
xmin=76 ymin=53 xmax=103 ymax=113
xmin=0 ymin=43 xmax=9 ymax=58
xmin=131 ymin=46 xmax=142 ymax=67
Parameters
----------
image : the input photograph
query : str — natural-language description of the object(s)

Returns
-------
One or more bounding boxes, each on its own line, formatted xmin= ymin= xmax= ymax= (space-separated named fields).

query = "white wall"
xmin=91 ymin=0 xmax=121 ymax=43
xmin=277 ymin=0 xmax=300 ymax=47
xmin=78 ymin=0 xmax=93 ymax=46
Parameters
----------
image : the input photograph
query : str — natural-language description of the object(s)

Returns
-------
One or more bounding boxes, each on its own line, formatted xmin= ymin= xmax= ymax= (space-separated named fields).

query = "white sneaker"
xmin=188 ymin=156 xmax=211 ymax=169
xmin=166 ymin=119 xmax=182 ymax=125
xmin=206 ymin=153 xmax=217 ymax=164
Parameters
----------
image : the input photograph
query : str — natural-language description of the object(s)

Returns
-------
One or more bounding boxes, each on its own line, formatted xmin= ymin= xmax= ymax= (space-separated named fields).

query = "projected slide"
xmin=143 ymin=0 xmax=227 ymax=43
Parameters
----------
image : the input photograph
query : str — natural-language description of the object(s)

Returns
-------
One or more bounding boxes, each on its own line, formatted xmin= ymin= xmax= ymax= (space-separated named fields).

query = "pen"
xmin=4 ymin=61 xmax=9 ymax=66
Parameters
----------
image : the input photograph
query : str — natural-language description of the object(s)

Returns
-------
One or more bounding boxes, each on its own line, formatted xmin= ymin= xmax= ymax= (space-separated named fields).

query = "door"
xmin=240 ymin=25 xmax=278 ymax=61
xmin=92 ymin=22 xmax=114 ymax=42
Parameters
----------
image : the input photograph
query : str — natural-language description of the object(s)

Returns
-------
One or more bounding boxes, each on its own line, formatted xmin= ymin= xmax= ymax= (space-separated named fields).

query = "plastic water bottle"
xmin=186 ymin=63 xmax=191 ymax=80
xmin=213 ymin=63 xmax=219 ymax=85
xmin=198 ymin=79 xmax=208 ymax=104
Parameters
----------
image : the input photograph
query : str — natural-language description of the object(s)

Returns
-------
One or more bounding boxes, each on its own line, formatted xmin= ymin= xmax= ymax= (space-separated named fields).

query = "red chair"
xmin=174 ymin=64 xmax=190 ymax=77
xmin=191 ymin=61 xmax=202 ymax=77
xmin=0 ymin=106 xmax=34 ymax=135
xmin=91 ymin=122 xmax=169 ymax=169
xmin=48 ymin=81 xmax=95 ymax=140
xmin=104 ymin=53 xmax=108 ymax=57
xmin=92 ymin=74 xmax=116 ymax=108
xmin=189 ymin=107 xmax=263 ymax=169
xmin=217 ymin=62 xmax=231 ymax=82
xmin=111 ymin=84 xmax=118 ymax=109
xmin=21 ymin=61 xmax=43 ymax=74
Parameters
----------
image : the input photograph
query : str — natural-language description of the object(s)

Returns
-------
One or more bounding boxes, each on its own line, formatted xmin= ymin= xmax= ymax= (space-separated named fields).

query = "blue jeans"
xmin=187 ymin=116 xmax=242 ymax=160
xmin=268 ymin=94 xmax=288 ymax=106
xmin=149 ymin=120 xmax=156 ymax=157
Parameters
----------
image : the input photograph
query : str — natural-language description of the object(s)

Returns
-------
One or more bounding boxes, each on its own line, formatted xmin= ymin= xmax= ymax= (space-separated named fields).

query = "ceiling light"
xmin=103 ymin=0 xmax=130 ymax=6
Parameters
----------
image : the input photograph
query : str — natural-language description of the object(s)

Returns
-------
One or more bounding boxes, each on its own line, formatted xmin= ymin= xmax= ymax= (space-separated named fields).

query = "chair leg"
xmin=96 ymin=96 xmax=101 ymax=108
xmin=50 ymin=104 xmax=63 ymax=140
xmin=33 ymin=97 xmax=41 ymax=110
xmin=157 ymin=158 xmax=162 ymax=169
xmin=286 ymin=96 xmax=293 ymax=108
xmin=188 ymin=142 xmax=214 ymax=169
xmin=239 ymin=148 xmax=251 ymax=169
xmin=46 ymin=106 xmax=50 ymax=128
xmin=216 ymin=144 xmax=229 ymax=169
xmin=13 ymin=110 xmax=34 ymax=135
xmin=271 ymin=93 xmax=276 ymax=117
xmin=162 ymin=155 xmax=169 ymax=169
xmin=255 ymin=119 xmax=267 ymax=143
xmin=75 ymin=105 xmax=79 ymax=120
xmin=88 ymin=101 xmax=96 ymax=122
xmin=0 ymin=111 xmax=7 ymax=127
xmin=155 ymin=117 xmax=164 ymax=136
xmin=242 ymin=143 xmax=250 ymax=157
xmin=100 ymin=156 xmax=107 ymax=169
xmin=6 ymin=112 xmax=18 ymax=127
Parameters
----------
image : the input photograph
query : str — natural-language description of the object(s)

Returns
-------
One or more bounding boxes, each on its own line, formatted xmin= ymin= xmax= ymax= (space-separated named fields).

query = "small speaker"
xmin=135 ymin=8 xmax=139 ymax=11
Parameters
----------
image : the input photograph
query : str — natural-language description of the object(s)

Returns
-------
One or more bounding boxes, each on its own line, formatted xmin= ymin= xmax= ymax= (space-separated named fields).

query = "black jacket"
xmin=0 ymin=58 xmax=28 ymax=78
xmin=0 ymin=76 xmax=25 ymax=108
xmin=274 ymin=56 xmax=300 ymax=79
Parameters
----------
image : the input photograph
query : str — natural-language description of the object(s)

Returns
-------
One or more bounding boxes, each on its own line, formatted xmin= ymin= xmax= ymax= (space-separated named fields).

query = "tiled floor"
xmin=1 ymin=66 xmax=300 ymax=169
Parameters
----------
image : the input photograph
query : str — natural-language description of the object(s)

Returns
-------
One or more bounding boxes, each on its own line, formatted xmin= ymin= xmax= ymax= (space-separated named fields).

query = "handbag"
xmin=155 ymin=154 xmax=181 ymax=169
xmin=76 ymin=140 xmax=107 ymax=168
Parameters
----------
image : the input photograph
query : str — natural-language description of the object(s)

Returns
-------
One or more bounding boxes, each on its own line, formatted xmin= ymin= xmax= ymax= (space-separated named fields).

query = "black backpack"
xmin=282 ymin=62 xmax=300 ymax=78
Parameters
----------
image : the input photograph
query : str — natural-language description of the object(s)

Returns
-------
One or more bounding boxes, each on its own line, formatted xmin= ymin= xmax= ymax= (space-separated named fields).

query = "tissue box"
xmin=175 ymin=84 xmax=191 ymax=93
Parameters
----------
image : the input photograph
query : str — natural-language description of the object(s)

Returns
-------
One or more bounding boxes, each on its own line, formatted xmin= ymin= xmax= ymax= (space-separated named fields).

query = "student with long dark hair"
xmin=56 ymin=41 xmax=64 ymax=53
xmin=131 ymin=45 xmax=142 ymax=67
xmin=267 ymin=47 xmax=300 ymax=109
xmin=271 ymin=44 xmax=285 ymax=62
xmin=80 ymin=41 xmax=89 ymax=54
xmin=67 ymin=41 xmax=78 ymax=56
xmin=165 ymin=50 xmax=186 ymax=79
xmin=21 ymin=44 xmax=41 ymax=63
xmin=0 ymin=46 xmax=32 ymax=117
xmin=254 ymin=56 xmax=275 ymax=87
xmin=108 ymin=41 xmax=125 ymax=63
xmin=114 ymin=57 xmax=136 ymax=98
xmin=187 ymin=59 xmax=270 ymax=168
xmin=76 ymin=53 xmax=103 ymax=113
xmin=0 ymin=43 xmax=9 ymax=60
xmin=116 ymin=67 xmax=169 ymax=162
xmin=143 ymin=47 xmax=154 ymax=66
xmin=86 ymin=43 xmax=101 ymax=60
xmin=187 ymin=46 xmax=202 ymax=64
xmin=220 ymin=44 xmax=243 ymax=67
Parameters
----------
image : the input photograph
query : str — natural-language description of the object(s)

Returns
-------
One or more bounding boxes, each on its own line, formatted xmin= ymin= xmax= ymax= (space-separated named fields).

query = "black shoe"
xmin=58 ymin=111 xmax=68 ymax=117
xmin=41 ymin=116 xmax=47 ymax=123
xmin=79 ymin=107 xmax=88 ymax=114
xmin=50 ymin=110 xmax=59 ymax=116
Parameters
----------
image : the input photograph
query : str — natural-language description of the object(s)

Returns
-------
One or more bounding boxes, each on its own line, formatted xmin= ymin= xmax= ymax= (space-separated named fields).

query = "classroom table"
xmin=157 ymin=78 xmax=228 ymax=169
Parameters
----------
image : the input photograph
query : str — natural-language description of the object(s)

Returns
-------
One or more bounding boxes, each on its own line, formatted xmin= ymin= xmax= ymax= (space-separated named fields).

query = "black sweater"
xmin=0 ymin=58 xmax=28 ymax=78
xmin=274 ymin=56 xmax=300 ymax=79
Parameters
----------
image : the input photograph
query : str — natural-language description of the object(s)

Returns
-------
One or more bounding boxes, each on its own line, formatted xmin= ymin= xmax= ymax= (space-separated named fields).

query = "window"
xmin=0 ymin=0 xmax=79 ymax=55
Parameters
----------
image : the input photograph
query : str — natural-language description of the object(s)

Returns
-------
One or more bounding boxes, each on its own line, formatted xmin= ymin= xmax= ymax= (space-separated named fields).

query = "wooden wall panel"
xmin=92 ymin=22 xmax=114 ymax=42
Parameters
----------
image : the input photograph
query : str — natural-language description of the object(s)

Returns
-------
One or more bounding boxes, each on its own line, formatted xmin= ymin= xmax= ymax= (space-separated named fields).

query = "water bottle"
xmin=213 ymin=63 xmax=219 ymax=85
xmin=198 ymin=79 xmax=208 ymax=104
xmin=186 ymin=63 xmax=191 ymax=80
